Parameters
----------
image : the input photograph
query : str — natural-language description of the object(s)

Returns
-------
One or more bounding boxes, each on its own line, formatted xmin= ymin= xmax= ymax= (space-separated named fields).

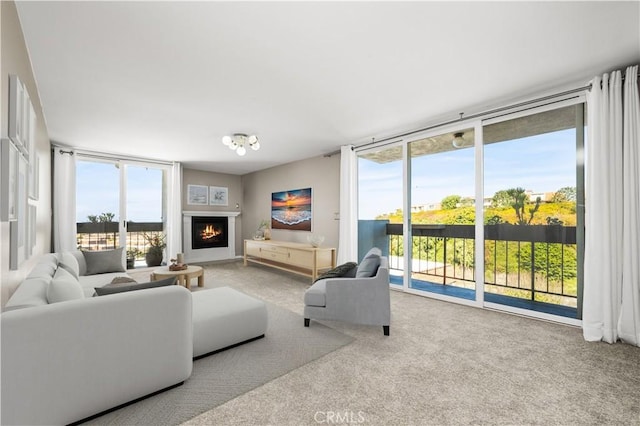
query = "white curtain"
xmin=619 ymin=66 xmax=640 ymax=345
xmin=583 ymin=65 xmax=640 ymax=346
xmin=165 ymin=162 xmax=183 ymax=261
xmin=52 ymin=148 xmax=77 ymax=252
xmin=337 ymin=145 xmax=358 ymax=264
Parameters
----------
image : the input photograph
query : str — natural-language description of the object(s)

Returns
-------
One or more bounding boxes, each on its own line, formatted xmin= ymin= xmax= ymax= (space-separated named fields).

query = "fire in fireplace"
xmin=192 ymin=216 xmax=228 ymax=249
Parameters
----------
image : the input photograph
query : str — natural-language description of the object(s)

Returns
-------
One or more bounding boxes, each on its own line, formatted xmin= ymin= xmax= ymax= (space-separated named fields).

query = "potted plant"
xmin=259 ymin=219 xmax=271 ymax=240
xmin=126 ymin=248 xmax=140 ymax=269
xmin=143 ymin=233 xmax=166 ymax=267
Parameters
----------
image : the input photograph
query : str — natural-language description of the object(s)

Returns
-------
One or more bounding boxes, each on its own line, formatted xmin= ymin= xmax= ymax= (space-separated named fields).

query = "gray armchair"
xmin=304 ymin=248 xmax=390 ymax=335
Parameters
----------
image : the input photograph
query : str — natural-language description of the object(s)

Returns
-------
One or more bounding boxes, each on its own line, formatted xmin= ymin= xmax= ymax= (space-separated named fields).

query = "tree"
xmin=491 ymin=190 xmax=512 ymax=208
xmin=552 ymin=186 xmax=577 ymax=203
xmin=441 ymin=195 xmax=461 ymax=210
xmin=506 ymin=187 xmax=540 ymax=225
xmin=86 ymin=212 xmax=116 ymax=223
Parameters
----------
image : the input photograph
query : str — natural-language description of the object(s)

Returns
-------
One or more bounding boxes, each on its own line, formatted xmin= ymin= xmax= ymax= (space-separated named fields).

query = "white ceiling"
xmin=15 ymin=1 xmax=640 ymax=175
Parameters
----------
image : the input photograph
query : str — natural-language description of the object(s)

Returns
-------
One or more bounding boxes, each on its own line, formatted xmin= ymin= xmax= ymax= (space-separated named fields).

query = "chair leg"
xmin=383 ymin=325 xmax=389 ymax=336
xmin=304 ymin=318 xmax=310 ymax=327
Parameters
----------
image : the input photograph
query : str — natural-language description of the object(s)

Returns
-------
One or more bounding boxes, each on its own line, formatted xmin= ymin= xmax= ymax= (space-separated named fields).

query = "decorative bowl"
xmin=307 ymin=234 xmax=325 ymax=247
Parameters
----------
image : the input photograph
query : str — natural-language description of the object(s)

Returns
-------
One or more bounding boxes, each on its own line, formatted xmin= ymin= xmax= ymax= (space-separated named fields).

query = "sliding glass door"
xmin=408 ymin=127 xmax=476 ymax=301
xmin=482 ymin=104 xmax=584 ymax=319
xmin=76 ymin=158 xmax=168 ymax=267
xmin=355 ymin=100 xmax=585 ymax=321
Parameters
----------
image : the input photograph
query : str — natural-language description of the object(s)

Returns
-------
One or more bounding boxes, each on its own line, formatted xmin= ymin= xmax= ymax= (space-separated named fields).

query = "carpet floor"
xmin=83 ymin=295 xmax=353 ymax=425
xmin=123 ymin=260 xmax=640 ymax=425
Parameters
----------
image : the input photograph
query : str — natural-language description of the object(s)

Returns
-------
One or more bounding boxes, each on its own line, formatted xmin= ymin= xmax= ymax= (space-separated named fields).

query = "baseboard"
xmin=193 ymin=334 xmax=265 ymax=360
xmin=68 ymin=381 xmax=185 ymax=425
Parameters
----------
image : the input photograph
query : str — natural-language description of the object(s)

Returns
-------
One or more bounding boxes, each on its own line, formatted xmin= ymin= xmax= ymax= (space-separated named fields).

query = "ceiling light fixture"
xmin=222 ymin=133 xmax=260 ymax=156
xmin=452 ymin=132 xmax=466 ymax=148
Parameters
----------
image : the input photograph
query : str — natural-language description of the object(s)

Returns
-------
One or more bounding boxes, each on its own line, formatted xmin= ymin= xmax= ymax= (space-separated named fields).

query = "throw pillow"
xmin=94 ymin=276 xmax=176 ymax=296
xmin=47 ymin=266 xmax=84 ymax=303
xmin=314 ymin=262 xmax=358 ymax=283
xmin=110 ymin=276 xmax=138 ymax=285
xmin=71 ymin=250 xmax=87 ymax=276
xmin=355 ymin=247 xmax=382 ymax=278
xmin=83 ymin=248 xmax=126 ymax=275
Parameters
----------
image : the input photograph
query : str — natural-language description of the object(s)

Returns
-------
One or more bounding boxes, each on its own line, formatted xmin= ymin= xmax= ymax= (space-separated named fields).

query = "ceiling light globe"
xmin=222 ymin=135 xmax=232 ymax=146
xmin=236 ymin=146 xmax=247 ymax=156
xmin=247 ymin=135 xmax=258 ymax=144
xmin=250 ymin=141 xmax=260 ymax=151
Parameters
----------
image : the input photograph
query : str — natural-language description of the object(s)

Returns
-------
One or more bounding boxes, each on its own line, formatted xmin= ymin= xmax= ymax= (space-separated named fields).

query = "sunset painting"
xmin=271 ymin=188 xmax=312 ymax=231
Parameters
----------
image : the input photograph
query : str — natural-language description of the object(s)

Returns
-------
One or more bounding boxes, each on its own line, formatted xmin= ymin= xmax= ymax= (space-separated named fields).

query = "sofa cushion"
xmin=83 ymin=248 xmax=125 ymax=275
xmin=58 ymin=252 xmax=80 ymax=279
xmin=4 ymin=276 xmax=51 ymax=310
xmin=47 ymin=267 xmax=85 ymax=303
xmin=355 ymin=247 xmax=382 ymax=278
xmin=71 ymin=250 xmax=87 ymax=276
xmin=94 ymin=276 xmax=176 ymax=296
xmin=304 ymin=279 xmax=327 ymax=307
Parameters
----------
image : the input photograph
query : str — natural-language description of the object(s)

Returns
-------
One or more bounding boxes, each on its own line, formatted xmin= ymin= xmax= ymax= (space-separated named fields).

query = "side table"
xmin=150 ymin=265 xmax=204 ymax=288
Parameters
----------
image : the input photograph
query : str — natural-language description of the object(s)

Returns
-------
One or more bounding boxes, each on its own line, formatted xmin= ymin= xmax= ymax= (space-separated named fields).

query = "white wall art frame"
xmin=209 ymin=186 xmax=228 ymax=206
xmin=1 ymin=139 xmax=19 ymax=221
xmin=29 ymin=153 xmax=39 ymax=200
xmin=10 ymin=153 xmax=28 ymax=269
xmin=8 ymin=75 xmax=26 ymax=152
xmin=187 ymin=184 xmax=208 ymax=205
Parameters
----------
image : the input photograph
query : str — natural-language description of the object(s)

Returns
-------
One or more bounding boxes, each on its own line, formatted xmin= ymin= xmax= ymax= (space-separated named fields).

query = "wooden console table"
xmin=244 ymin=239 xmax=336 ymax=281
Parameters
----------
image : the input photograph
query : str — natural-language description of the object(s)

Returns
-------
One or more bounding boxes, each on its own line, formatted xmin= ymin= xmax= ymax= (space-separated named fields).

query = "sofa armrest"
xmin=1 ymin=286 xmax=193 ymax=426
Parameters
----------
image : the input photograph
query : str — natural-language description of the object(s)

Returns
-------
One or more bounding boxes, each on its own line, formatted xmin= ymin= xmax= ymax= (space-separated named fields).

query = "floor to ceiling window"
xmin=407 ymin=127 xmax=476 ymax=301
xmin=357 ymin=143 xmax=404 ymax=287
xmin=76 ymin=157 xmax=168 ymax=266
xmin=355 ymin=99 xmax=585 ymax=322
xmin=482 ymin=103 xmax=584 ymax=319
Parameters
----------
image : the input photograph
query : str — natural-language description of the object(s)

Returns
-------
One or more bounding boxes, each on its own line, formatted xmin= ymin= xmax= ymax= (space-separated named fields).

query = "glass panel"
xmin=76 ymin=160 xmax=120 ymax=251
xmin=409 ymin=128 xmax=476 ymax=300
xmin=358 ymin=144 xmax=403 ymax=287
xmin=125 ymin=165 xmax=165 ymax=266
xmin=483 ymin=105 xmax=581 ymax=318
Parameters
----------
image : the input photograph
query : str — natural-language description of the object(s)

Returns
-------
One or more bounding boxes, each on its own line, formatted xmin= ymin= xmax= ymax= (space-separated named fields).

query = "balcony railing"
xmin=76 ymin=222 xmax=164 ymax=261
xmin=385 ymin=223 xmax=578 ymax=307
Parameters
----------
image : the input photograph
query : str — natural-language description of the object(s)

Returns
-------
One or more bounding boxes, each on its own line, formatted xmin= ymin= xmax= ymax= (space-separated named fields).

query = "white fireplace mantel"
xmin=183 ymin=211 xmax=241 ymax=218
xmin=183 ymin=211 xmax=241 ymax=262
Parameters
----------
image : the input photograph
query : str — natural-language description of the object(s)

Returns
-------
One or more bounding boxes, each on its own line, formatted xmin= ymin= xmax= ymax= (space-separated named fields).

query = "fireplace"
xmin=191 ymin=216 xmax=228 ymax=249
xmin=183 ymin=211 xmax=240 ymax=263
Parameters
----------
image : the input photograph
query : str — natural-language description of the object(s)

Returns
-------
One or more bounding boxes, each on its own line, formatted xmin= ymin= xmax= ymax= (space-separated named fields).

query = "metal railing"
xmin=76 ymin=222 xmax=164 ymax=260
xmin=386 ymin=223 xmax=578 ymax=306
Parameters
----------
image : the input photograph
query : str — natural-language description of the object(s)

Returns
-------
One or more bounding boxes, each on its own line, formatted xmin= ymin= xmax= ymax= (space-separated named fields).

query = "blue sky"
xmin=76 ymin=161 xmax=163 ymax=222
xmin=358 ymin=129 xmax=577 ymax=219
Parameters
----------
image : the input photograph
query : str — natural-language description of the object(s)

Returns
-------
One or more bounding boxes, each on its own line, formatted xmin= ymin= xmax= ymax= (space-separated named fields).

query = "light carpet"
xmin=84 ymin=299 xmax=353 ymax=425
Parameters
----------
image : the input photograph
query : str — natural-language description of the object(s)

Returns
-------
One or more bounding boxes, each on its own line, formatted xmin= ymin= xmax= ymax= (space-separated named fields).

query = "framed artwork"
xmin=29 ymin=153 xmax=39 ymax=200
xmin=187 ymin=184 xmax=209 ymax=205
xmin=209 ymin=186 xmax=228 ymax=206
xmin=1 ymin=139 xmax=19 ymax=221
xmin=271 ymin=187 xmax=312 ymax=231
xmin=8 ymin=75 xmax=25 ymax=151
xmin=27 ymin=203 xmax=36 ymax=257
xmin=10 ymin=154 xmax=28 ymax=270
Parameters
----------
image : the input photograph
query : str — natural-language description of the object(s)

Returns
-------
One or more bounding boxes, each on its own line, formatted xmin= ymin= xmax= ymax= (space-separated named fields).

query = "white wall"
xmin=1 ymin=1 xmax=52 ymax=307
xmin=241 ymin=154 xmax=340 ymax=250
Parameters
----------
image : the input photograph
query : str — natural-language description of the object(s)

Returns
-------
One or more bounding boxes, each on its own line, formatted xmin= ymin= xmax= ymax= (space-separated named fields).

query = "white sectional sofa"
xmin=1 ymin=250 xmax=194 ymax=425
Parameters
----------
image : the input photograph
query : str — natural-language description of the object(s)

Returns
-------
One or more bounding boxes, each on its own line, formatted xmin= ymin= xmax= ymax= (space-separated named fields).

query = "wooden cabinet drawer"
xmin=262 ymin=250 xmax=289 ymax=263
xmin=245 ymin=243 xmax=262 ymax=257
xmin=261 ymin=245 xmax=288 ymax=256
